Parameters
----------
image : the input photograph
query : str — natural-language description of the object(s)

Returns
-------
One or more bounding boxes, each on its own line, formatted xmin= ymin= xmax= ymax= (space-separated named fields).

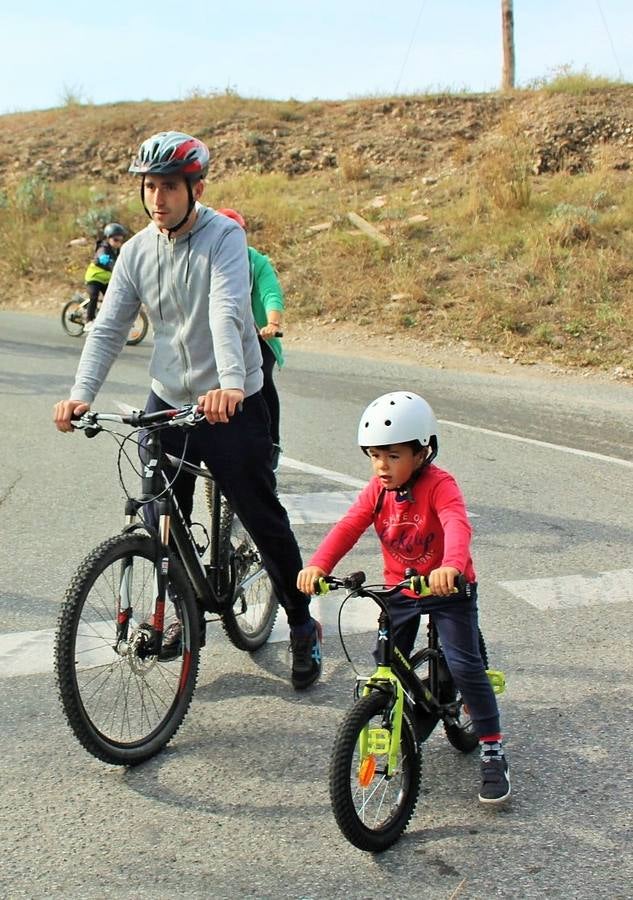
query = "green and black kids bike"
xmin=317 ymin=571 xmax=505 ymax=852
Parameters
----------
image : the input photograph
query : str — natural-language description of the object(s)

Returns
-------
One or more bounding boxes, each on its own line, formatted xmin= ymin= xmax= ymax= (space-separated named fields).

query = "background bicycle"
xmin=318 ymin=571 xmax=505 ymax=852
xmin=54 ymin=404 xmax=278 ymax=766
xmin=61 ymin=292 xmax=149 ymax=345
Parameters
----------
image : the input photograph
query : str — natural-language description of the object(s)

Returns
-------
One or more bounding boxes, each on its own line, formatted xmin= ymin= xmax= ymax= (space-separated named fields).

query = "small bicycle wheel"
xmin=329 ymin=691 xmax=422 ymax=852
xmin=205 ymin=480 xmax=279 ymax=651
xmin=440 ymin=629 xmax=488 ymax=754
xmin=54 ymin=532 xmax=200 ymax=765
xmin=61 ymin=296 xmax=86 ymax=337
xmin=126 ymin=308 xmax=149 ymax=345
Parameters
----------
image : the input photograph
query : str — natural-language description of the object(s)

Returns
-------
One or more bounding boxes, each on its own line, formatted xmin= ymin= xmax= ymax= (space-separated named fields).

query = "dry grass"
xmin=1 ymin=84 xmax=632 ymax=375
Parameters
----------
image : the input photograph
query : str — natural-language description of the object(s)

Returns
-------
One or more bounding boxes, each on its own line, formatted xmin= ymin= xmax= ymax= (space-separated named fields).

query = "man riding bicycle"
xmin=53 ymin=130 xmax=321 ymax=690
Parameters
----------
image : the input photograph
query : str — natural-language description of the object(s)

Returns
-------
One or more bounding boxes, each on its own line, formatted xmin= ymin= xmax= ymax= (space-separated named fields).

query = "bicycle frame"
xmin=358 ymin=596 xmax=446 ymax=776
xmin=321 ymin=574 xmax=480 ymax=777
xmin=82 ymin=408 xmax=232 ymax=657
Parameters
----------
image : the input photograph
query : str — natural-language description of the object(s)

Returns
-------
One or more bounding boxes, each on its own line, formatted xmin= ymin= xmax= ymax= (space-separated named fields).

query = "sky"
xmin=1 ymin=1 xmax=631 ymax=114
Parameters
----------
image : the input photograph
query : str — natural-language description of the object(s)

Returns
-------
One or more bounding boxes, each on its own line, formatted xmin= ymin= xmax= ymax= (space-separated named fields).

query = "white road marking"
xmin=499 ymin=568 xmax=633 ymax=610
xmin=278 ymin=490 xmax=358 ymax=523
xmin=440 ymin=419 xmax=633 ymax=469
xmin=281 ymin=456 xmax=366 ymax=488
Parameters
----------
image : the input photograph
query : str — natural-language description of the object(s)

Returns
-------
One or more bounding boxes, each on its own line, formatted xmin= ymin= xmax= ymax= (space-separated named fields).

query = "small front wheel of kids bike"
xmin=54 ymin=532 xmax=200 ymax=766
xmin=205 ymin=480 xmax=279 ymax=651
xmin=61 ymin=293 xmax=87 ymax=337
xmin=328 ymin=690 xmax=422 ymax=852
xmin=126 ymin=307 xmax=149 ymax=346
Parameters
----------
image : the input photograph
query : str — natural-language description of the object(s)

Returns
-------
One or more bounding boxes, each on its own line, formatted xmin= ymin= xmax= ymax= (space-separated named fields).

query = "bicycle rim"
xmin=126 ymin=309 xmax=149 ymax=345
xmin=61 ymin=298 xmax=85 ymax=337
xmin=55 ymin=533 xmax=200 ymax=765
xmin=329 ymin=691 xmax=421 ymax=852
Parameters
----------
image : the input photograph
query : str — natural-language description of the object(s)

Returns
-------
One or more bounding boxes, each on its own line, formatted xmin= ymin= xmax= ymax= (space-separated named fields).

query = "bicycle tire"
xmin=205 ymin=480 xmax=278 ymax=651
xmin=440 ymin=628 xmax=488 ymax=754
xmin=126 ymin=308 xmax=149 ymax=346
xmin=54 ymin=532 xmax=200 ymax=765
xmin=329 ymin=691 xmax=422 ymax=852
xmin=61 ymin=296 xmax=86 ymax=337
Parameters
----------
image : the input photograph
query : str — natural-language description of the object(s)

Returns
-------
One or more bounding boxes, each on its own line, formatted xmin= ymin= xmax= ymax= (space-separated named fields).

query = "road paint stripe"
xmin=281 ymin=456 xmax=366 ymax=488
xmin=440 ymin=419 xmax=633 ymax=469
xmin=278 ymin=490 xmax=359 ymax=523
xmin=499 ymin=568 xmax=633 ymax=610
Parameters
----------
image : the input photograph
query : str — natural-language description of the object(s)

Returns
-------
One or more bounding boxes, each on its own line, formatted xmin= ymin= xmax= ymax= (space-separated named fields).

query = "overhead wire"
xmin=594 ymin=0 xmax=624 ymax=78
xmin=394 ymin=1 xmax=429 ymax=94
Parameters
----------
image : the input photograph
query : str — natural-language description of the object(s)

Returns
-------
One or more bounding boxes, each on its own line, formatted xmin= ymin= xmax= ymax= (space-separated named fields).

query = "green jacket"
xmin=248 ymin=246 xmax=284 ymax=367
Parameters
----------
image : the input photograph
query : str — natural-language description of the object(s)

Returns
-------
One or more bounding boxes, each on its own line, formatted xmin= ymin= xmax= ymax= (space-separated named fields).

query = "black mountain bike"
xmin=317 ymin=571 xmax=505 ymax=852
xmin=54 ymin=404 xmax=278 ymax=766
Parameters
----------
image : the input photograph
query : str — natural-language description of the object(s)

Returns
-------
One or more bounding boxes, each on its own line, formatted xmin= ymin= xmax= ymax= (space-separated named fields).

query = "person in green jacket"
xmin=217 ymin=208 xmax=285 ymax=469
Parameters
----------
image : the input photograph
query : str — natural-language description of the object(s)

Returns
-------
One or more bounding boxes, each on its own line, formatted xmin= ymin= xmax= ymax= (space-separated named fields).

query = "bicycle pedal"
xmin=367 ymin=728 xmax=391 ymax=755
xmin=486 ymin=668 xmax=506 ymax=695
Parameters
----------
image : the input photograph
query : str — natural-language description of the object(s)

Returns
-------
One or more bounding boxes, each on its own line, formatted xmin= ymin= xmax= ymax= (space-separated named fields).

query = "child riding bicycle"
xmin=297 ymin=391 xmax=511 ymax=805
xmin=83 ymin=222 xmax=127 ymax=330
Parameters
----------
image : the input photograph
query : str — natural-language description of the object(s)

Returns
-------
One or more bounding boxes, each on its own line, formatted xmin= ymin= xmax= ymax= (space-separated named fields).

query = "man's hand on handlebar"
xmin=297 ymin=565 xmax=327 ymax=596
xmin=197 ymin=388 xmax=245 ymax=424
xmin=53 ymin=399 xmax=91 ymax=433
xmin=427 ymin=566 xmax=461 ymax=597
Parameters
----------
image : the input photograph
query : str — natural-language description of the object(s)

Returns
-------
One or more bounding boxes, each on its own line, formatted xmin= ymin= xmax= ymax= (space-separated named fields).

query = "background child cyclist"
xmin=297 ymin=390 xmax=511 ymax=805
xmin=216 ymin=208 xmax=285 ymax=470
xmin=83 ymin=222 xmax=127 ymax=330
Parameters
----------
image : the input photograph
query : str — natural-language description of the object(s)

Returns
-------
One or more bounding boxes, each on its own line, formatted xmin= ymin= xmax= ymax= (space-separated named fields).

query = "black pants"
xmin=141 ymin=390 xmax=311 ymax=628
xmin=258 ymin=337 xmax=281 ymax=446
xmin=85 ymin=281 xmax=106 ymax=321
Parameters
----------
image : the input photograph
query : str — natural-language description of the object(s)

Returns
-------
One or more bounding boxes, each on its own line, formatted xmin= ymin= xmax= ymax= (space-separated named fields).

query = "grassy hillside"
xmin=1 ymin=76 xmax=632 ymax=376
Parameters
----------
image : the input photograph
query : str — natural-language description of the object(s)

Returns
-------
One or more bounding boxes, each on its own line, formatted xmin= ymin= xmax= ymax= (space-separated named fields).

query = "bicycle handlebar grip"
xmin=409 ymin=573 xmax=470 ymax=598
xmin=409 ymin=575 xmax=431 ymax=596
xmin=314 ymin=578 xmax=331 ymax=595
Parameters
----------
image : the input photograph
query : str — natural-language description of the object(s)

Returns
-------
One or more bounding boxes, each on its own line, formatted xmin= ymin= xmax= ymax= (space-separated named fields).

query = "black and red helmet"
xmin=129 ymin=131 xmax=210 ymax=181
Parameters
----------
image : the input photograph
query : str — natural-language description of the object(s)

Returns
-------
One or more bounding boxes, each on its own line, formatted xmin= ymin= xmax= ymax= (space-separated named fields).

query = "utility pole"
xmin=501 ymin=0 xmax=516 ymax=90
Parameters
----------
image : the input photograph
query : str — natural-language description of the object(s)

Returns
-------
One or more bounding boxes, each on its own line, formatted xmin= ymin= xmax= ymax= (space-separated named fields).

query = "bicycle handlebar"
xmin=72 ymin=404 xmax=205 ymax=437
xmin=315 ymin=570 xmax=471 ymax=602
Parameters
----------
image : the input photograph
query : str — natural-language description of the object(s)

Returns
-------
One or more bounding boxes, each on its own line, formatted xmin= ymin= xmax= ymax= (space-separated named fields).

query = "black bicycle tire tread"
xmin=54 ymin=532 xmax=200 ymax=765
xmin=329 ymin=691 xmax=421 ymax=852
xmin=204 ymin=483 xmax=278 ymax=651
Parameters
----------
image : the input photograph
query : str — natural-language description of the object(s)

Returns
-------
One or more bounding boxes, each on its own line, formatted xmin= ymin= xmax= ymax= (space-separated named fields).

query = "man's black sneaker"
xmin=158 ymin=616 xmax=206 ymax=661
xmin=479 ymin=741 xmax=511 ymax=805
xmin=290 ymin=618 xmax=322 ymax=690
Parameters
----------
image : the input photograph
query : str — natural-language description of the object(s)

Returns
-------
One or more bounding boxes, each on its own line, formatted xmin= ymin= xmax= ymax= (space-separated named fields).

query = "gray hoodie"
xmin=70 ymin=205 xmax=263 ymax=406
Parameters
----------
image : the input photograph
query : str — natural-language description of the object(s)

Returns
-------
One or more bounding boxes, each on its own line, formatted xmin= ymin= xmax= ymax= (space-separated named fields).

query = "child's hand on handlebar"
xmin=427 ymin=566 xmax=461 ymax=597
xmin=297 ymin=565 xmax=327 ymax=595
xmin=53 ymin=399 xmax=91 ymax=433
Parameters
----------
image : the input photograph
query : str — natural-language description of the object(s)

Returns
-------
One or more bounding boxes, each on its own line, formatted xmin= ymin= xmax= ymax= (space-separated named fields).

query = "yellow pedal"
xmin=367 ymin=728 xmax=391 ymax=755
xmin=486 ymin=669 xmax=506 ymax=695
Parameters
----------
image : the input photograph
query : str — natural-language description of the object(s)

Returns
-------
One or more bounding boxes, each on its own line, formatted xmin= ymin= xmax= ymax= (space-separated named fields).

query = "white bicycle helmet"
xmin=357 ymin=391 xmax=438 ymax=454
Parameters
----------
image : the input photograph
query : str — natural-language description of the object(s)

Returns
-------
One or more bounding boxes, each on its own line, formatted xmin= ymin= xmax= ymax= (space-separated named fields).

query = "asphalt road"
xmin=1 ymin=310 xmax=632 ymax=899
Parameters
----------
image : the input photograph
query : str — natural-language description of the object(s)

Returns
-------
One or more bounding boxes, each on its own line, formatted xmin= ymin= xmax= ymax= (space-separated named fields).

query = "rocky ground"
xmin=2 ymin=88 xmax=633 ymax=187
